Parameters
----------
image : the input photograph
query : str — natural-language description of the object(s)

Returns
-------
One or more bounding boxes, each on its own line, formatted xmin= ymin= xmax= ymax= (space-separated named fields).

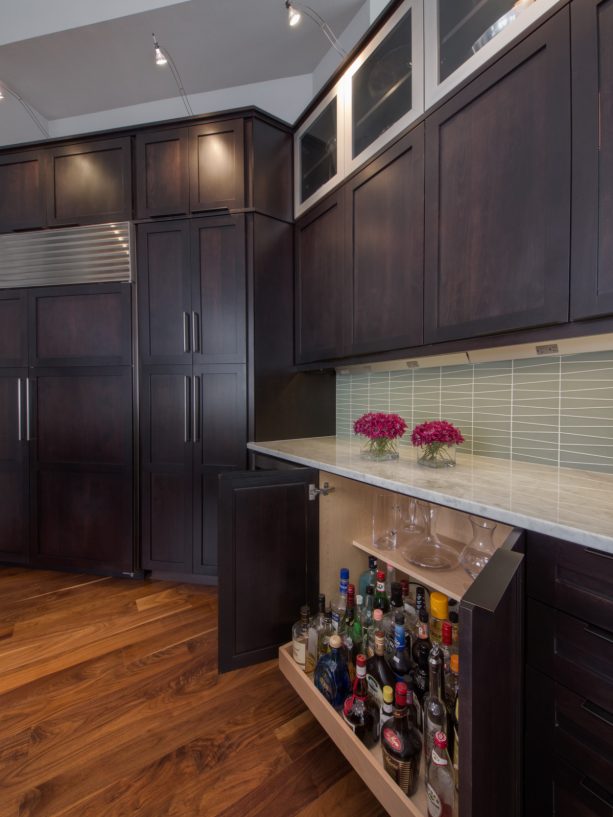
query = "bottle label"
xmin=376 ymin=580 xmax=385 ymax=594
xmin=382 ymin=726 xmax=404 ymax=754
xmin=432 ymin=749 xmax=448 ymax=767
xmin=292 ymin=639 xmax=306 ymax=667
xmin=366 ymin=674 xmax=383 ymax=709
xmin=426 ymin=783 xmax=442 ymax=817
xmin=394 ymin=626 xmax=406 ymax=650
xmin=331 ymin=611 xmax=340 ymax=631
xmin=418 ymin=622 xmax=428 ymax=640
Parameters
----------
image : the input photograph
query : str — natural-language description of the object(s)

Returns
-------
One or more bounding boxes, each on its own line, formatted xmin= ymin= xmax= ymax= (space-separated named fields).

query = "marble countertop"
xmin=248 ymin=436 xmax=613 ymax=554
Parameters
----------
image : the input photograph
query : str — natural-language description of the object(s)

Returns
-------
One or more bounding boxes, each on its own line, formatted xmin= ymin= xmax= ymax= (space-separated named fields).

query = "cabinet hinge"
xmin=309 ymin=482 xmax=335 ymax=501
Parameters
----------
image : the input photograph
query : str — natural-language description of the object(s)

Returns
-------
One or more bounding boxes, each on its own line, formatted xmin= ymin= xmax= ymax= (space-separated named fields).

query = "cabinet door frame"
xmin=424 ymin=9 xmax=571 ymax=344
xmin=570 ymin=0 xmax=613 ymax=319
xmin=135 ymin=128 xmax=190 ymax=219
xmin=344 ymin=125 xmax=425 ymax=357
xmin=189 ymin=118 xmax=245 ymax=213
xmin=0 ymin=149 xmax=47 ymax=232
xmin=343 ymin=0 xmax=424 ymax=175
xmin=218 ymin=467 xmax=319 ymax=672
xmin=0 ymin=289 xmax=28 ymax=367
xmin=137 ymin=221 xmax=193 ymax=366
xmin=28 ymin=282 xmax=133 ymax=367
xmin=0 ymin=368 xmax=29 ymax=563
xmin=45 ymin=137 xmax=132 ymax=227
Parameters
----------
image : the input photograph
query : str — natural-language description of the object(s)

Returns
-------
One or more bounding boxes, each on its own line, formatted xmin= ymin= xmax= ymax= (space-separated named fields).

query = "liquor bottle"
xmin=373 ymin=570 xmax=390 ymax=613
xmin=413 ymin=586 xmax=426 ymax=641
xmin=366 ymin=608 xmax=384 ymax=657
xmin=411 ymin=649 xmax=429 ymax=731
xmin=453 ymin=687 xmax=460 ymax=791
xmin=388 ymin=613 xmax=412 ymax=683
xmin=448 ymin=610 xmax=459 ymax=647
xmin=381 ymin=681 xmax=423 ymax=797
xmin=292 ymin=604 xmax=311 ymax=670
xmin=305 ymin=594 xmax=326 ymax=672
xmin=342 ymin=654 xmax=380 ymax=748
xmin=446 ymin=653 xmax=459 ymax=708
xmin=314 ymin=634 xmax=351 ymax=709
xmin=358 ymin=555 xmax=378 ymax=599
xmin=407 ymin=678 xmax=420 ymax=732
xmin=382 ymin=582 xmax=406 ymax=656
xmin=362 ymin=585 xmax=375 ymax=630
xmin=445 ymin=654 xmax=460 ymax=789
xmin=381 ymin=685 xmax=394 ymax=732
xmin=384 ymin=564 xmax=397 ymax=597
xmin=317 ymin=605 xmax=335 ymax=657
xmin=366 ymin=630 xmax=396 ymax=709
xmin=426 ymin=732 xmax=455 ymax=817
xmin=412 ymin=608 xmax=432 ymax=666
xmin=331 ymin=568 xmax=350 ymax=632
xmin=401 ymin=579 xmax=418 ymax=634
xmin=430 ymin=592 xmax=449 ymax=645
xmin=339 ymin=584 xmax=357 ymax=680
xmin=350 ymin=599 xmax=364 ymax=663
xmin=424 ymin=645 xmax=448 ymax=769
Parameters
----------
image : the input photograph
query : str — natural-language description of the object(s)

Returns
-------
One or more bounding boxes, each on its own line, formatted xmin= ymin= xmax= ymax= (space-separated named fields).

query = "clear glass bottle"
xmin=449 ymin=610 xmax=459 ymax=648
xmin=388 ymin=612 xmax=412 ymax=683
xmin=292 ymin=604 xmax=311 ymax=670
xmin=381 ymin=681 xmax=423 ymax=797
xmin=424 ymin=645 xmax=448 ymax=770
xmin=460 ymin=515 xmax=498 ymax=579
xmin=440 ymin=620 xmax=455 ymax=676
xmin=366 ymin=630 xmax=396 ymax=709
xmin=429 ymin=591 xmax=449 ymax=645
xmin=401 ymin=579 xmax=418 ymax=635
xmin=331 ymin=567 xmax=349 ymax=631
xmin=381 ymin=684 xmax=395 ymax=732
xmin=314 ymin=634 xmax=351 ymax=710
xmin=342 ymin=654 xmax=380 ymax=748
xmin=373 ymin=569 xmax=390 ymax=613
xmin=305 ymin=594 xmax=326 ymax=672
xmin=383 ymin=582 xmax=406 ymax=656
xmin=413 ymin=585 xmax=427 ymax=641
xmin=317 ymin=605 xmax=335 ymax=658
xmin=358 ymin=555 xmax=378 ymax=599
xmin=339 ymin=584 xmax=357 ymax=680
xmin=385 ymin=564 xmax=397 ymax=597
xmin=366 ymin=608 xmax=384 ymax=657
xmin=412 ymin=608 xmax=432 ymax=666
xmin=426 ymin=732 xmax=455 ymax=817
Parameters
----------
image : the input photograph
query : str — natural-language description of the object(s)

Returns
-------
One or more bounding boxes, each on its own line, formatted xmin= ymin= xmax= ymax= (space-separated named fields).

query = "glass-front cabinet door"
xmin=294 ymin=83 xmax=344 ymax=217
xmin=425 ymin=0 xmax=560 ymax=107
xmin=345 ymin=0 xmax=423 ymax=174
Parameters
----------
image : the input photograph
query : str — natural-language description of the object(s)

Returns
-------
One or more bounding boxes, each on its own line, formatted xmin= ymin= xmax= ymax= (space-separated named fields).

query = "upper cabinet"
xmin=424 ymin=0 xmax=561 ymax=108
xmin=0 ymin=151 xmax=46 ymax=232
xmin=189 ymin=119 xmax=245 ymax=213
xmin=46 ymin=138 xmax=132 ymax=227
xmin=571 ymin=0 xmax=613 ymax=320
xmin=295 ymin=0 xmax=423 ymax=217
xmin=135 ymin=128 xmax=190 ymax=218
xmin=424 ymin=9 xmax=571 ymax=343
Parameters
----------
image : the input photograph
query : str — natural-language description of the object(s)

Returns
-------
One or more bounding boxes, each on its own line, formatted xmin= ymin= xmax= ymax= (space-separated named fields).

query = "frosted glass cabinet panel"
xmin=295 ymin=84 xmax=344 ymax=217
xmin=345 ymin=0 xmax=424 ymax=173
xmin=425 ymin=0 xmax=561 ymax=107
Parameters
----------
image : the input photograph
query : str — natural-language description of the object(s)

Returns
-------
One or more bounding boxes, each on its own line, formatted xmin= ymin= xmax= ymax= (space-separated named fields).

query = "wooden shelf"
xmin=352 ymin=534 xmax=473 ymax=602
xmin=279 ymin=643 xmax=427 ymax=817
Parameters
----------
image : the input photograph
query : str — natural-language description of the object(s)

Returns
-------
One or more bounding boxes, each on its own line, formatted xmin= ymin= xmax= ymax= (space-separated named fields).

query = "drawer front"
xmin=526 ymin=532 xmax=613 ymax=630
xmin=526 ymin=599 xmax=613 ymax=712
xmin=554 ymin=758 xmax=613 ymax=817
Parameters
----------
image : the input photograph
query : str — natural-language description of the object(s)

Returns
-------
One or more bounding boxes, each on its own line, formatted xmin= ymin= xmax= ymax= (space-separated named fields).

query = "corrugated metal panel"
xmin=0 ymin=222 xmax=133 ymax=288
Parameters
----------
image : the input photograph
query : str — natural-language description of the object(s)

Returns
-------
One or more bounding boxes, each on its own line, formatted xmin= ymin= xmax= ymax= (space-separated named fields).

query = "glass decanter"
xmin=402 ymin=504 xmax=460 ymax=570
xmin=460 ymin=515 xmax=497 ymax=578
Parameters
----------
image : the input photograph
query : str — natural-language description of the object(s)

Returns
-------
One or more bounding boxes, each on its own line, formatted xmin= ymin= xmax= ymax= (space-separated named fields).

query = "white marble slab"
xmin=248 ymin=436 xmax=613 ymax=554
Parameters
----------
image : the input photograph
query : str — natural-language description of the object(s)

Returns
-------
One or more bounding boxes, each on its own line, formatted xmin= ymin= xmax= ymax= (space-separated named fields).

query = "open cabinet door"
xmin=459 ymin=529 xmax=525 ymax=817
xmin=218 ymin=467 xmax=319 ymax=673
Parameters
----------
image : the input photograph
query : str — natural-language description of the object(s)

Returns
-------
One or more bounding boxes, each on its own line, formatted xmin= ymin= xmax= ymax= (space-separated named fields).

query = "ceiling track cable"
xmin=0 ymin=82 xmax=50 ymax=137
xmin=153 ymin=34 xmax=194 ymax=118
xmin=287 ymin=3 xmax=347 ymax=57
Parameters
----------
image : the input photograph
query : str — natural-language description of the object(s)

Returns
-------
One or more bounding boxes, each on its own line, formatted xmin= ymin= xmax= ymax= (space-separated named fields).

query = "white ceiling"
xmin=0 ymin=0 xmax=370 ymax=146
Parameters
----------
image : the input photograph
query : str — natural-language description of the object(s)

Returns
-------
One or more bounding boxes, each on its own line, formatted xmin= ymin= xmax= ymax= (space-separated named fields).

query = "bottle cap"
xmin=329 ymin=634 xmax=342 ymax=649
xmin=442 ymin=620 xmax=453 ymax=645
xmin=394 ymin=611 xmax=405 ymax=625
xmin=347 ymin=583 xmax=356 ymax=599
xmin=340 ymin=568 xmax=349 ymax=580
xmin=368 ymin=555 xmax=378 ymax=569
xmin=300 ymin=604 xmax=310 ymax=619
xmin=383 ymin=685 xmax=394 ymax=704
xmin=450 ymin=654 xmax=459 ymax=673
xmin=366 ymin=585 xmax=374 ymax=596
xmin=434 ymin=731 xmax=448 ymax=749
xmin=395 ymin=681 xmax=407 ymax=706
xmin=449 ymin=611 xmax=459 ymax=624
xmin=356 ymin=654 xmax=367 ymax=668
xmin=376 ymin=570 xmax=385 ymax=582
xmin=374 ymin=609 xmax=383 ymax=621
xmin=430 ymin=591 xmax=449 ymax=620
xmin=356 ymin=594 xmax=363 ymax=607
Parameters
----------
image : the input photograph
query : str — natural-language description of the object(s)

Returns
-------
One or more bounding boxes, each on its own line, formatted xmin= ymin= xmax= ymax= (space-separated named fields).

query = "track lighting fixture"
xmin=151 ymin=32 xmax=193 ymax=117
xmin=0 ymin=82 xmax=48 ymax=135
xmin=152 ymin=34 xmax=167 ymax=66
xmin=284 ymin=2 xmax=346 ymax=57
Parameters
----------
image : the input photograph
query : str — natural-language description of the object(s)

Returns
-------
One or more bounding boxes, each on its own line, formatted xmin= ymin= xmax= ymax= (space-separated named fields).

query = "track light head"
xmin=286 ymin=1 xmax=302 ymax=27
xmin=152 ymin=33 xmax=167 ymax=66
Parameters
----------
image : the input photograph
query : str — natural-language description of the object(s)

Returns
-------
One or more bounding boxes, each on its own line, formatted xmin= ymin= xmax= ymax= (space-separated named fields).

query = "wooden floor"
xmin=0 ymin=568 xmax=388 ymax=817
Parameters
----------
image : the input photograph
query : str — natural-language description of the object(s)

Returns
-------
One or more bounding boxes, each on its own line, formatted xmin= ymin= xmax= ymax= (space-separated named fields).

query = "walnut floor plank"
xmin=0 ymin=569 xmax=389 ymax=817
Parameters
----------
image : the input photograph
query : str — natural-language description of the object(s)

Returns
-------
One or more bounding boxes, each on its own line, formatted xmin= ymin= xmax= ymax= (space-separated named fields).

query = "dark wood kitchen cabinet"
xmin=0 ymin=370 xmax=29 ymax=563
xmin=0 ymin=291 xmax=28 ymax=367
xmin=571 ymin=0 xmax=613 ymax=320
xmin=0 ymin=150 xmax=46 ymax=232
xmin=189 ymin=119 xmax=245 ymax=213
xmin=424 ymin=9 xmax=571 ymax=344
xmin=135 ymin=128 xmax=189 ymax=218
xmin=46 ymin=137 xmax=132 ymax=226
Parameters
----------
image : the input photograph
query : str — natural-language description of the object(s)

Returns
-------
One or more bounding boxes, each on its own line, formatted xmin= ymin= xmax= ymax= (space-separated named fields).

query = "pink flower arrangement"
xmin=411 ymin=420 xmax=465 ymax=448
xmin=353 ymin=412 xmax=408 ymax=440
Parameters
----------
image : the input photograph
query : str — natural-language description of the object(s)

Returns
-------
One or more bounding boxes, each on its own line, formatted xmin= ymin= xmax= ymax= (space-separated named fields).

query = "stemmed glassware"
xmin=372 ymin=492 xmax=401 ymax=550
xmin=402 ymin=503 xmax=460 ymax=570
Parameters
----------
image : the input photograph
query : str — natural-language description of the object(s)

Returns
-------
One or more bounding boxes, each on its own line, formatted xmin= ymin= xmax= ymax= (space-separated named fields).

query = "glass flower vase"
xmin=417 ymin=443 xmax=456 ymax=468
xmin=360 ymin=438 xmax=399 ymax=462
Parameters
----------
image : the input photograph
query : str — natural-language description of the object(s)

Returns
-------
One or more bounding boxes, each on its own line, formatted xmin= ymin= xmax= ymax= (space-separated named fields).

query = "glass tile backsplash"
xmin=336 ymin=351 xmax=613 ymax=472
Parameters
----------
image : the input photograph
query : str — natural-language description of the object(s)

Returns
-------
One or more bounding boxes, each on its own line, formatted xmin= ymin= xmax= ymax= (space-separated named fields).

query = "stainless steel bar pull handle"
xmin=184 ymin=376 xmax=191 ymax=443
xmin=17 ymin=378 xmax=23 ymax=442
xmin=26 ymin=378 xmax=32 ymax=442
xmin=192 ymin=312 xmax=200 ymax=354
xmin=183 ymin=312 xmax=191 ymax=353
xmin=193 ymin=376 xmax=200 ymax=443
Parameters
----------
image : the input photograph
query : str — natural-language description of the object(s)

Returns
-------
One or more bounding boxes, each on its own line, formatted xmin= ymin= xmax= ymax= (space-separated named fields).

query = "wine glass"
xmin=400 ymin=496 xmax=425 ymax=535
xmin=402 ymin=503 xmax=460 ymax=570
xmin=372 ymin=492 xmax=400 ymax=550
